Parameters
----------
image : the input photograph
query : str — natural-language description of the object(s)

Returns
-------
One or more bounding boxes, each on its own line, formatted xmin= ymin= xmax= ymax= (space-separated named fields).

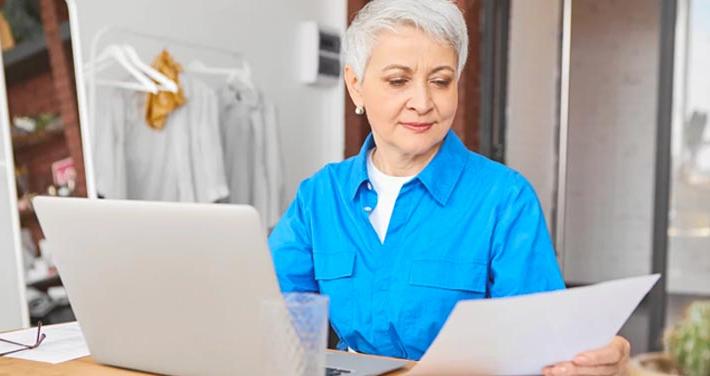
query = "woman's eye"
xmin=388 ymin=79 xmax=408 ymax=87
xmin=431 ymin=79 xmax=451 ymax=88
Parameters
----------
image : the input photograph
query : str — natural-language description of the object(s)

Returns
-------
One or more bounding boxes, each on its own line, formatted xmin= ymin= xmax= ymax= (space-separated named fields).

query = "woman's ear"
xmin=344 ymin=65 xmax=364 ymax=108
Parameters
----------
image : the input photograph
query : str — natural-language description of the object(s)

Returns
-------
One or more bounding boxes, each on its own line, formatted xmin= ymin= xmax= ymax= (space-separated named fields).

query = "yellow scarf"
xmin=144 ymin=49 xmax=186 ymax=130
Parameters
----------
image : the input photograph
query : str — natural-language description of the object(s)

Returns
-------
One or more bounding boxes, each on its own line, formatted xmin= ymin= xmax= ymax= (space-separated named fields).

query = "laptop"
xmin=33 ymin=196 xmax=408 ymax=376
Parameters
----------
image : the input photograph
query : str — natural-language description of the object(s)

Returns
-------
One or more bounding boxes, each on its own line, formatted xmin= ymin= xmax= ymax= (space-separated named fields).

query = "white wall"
xmin=562 ymin=0 xmax=660 ymax=283
xmin=70 ymin=0 xmax=347 ymax=202
xmin=505 ymin=0 xmax=562 ymax=234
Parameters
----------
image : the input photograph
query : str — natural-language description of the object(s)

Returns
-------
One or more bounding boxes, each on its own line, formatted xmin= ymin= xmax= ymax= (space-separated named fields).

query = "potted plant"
xmin=630 ymin=300 xmax=710 ymax=376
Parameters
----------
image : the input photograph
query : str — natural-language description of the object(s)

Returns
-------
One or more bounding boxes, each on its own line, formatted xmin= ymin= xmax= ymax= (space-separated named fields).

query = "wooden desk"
xmin=0 ymin=323 xmax=414 ymax=375
xmin=0 ymin=351 xmax=415 ymax=375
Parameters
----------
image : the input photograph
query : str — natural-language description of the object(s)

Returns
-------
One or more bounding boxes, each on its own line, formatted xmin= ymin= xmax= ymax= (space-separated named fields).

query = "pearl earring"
xmin=355 ymin=105 xmax=365 ymax=115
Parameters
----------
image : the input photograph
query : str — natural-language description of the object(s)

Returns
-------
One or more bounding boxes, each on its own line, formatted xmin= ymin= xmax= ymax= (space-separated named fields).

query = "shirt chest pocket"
xmin=313 ymin=251 xmax=356 ymax=281
xmin=409 ymin=259 xmax=488 ymax=295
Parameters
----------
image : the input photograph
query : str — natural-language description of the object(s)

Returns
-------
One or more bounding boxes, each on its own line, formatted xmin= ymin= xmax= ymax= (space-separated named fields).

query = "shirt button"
xmin=367 ymin=182 xmax=373 ymax=190
xmin=363 ymin=206 xmax=373 ymax=212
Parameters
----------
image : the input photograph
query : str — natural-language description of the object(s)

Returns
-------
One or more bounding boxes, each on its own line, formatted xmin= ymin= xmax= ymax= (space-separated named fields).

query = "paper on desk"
xmin=0 ymin=321 xmax=89 ymax=364
xmin=409 ymin=274 xmax=660 ymax=375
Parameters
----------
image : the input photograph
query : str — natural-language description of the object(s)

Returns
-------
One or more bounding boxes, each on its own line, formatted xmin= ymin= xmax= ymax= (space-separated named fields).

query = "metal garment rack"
xmin=79 ymin=25 xmax=245 ymax=199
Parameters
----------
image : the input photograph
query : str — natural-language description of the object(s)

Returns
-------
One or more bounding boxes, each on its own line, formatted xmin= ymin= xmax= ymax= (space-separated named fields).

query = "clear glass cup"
xmin=260 ymin=292 xmax=329 ymax=376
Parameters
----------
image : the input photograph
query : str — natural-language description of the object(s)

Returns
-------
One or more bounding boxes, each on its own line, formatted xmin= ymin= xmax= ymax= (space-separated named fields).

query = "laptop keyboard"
xmin=326 ymin=367 xmax=352 ymax=375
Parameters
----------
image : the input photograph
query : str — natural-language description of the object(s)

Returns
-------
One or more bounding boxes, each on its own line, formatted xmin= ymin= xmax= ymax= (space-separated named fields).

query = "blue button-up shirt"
xmin=268 ymin=130 xmax=565 ymax=360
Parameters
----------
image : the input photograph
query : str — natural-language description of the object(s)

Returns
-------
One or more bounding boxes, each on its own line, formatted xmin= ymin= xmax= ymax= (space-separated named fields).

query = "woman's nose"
xmin=407 ymin=82 xmax=434 ymax=115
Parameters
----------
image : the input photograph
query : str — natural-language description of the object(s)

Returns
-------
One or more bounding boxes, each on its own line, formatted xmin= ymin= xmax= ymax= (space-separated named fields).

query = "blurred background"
xmin=0 ymin=0 xmax=706 ymax=364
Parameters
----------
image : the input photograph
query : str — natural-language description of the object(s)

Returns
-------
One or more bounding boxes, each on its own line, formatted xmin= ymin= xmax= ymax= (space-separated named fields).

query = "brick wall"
xmin=6 ymin=71 xmax=60 ymax=115
xmin=4 ymin=0 xmax=85 ymax=250
xmin=453 ymin=0 xmax=481 ymax=151
xmin=40 ymin=0 xmax=85 ymax=197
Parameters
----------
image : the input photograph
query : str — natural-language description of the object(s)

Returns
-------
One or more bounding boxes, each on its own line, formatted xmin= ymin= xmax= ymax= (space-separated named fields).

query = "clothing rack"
xmin=81 ymin=25 xmax=246 ymax=199
xmin=89 ymin=26 xmax=245 ymax=65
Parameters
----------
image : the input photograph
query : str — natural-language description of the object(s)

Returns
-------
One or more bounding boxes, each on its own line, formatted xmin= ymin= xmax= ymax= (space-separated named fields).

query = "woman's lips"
xmin=401 ymin=122 xmax=435 ymax=133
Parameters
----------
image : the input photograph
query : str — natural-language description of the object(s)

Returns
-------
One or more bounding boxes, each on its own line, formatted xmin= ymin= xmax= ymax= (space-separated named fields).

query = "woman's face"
xmin=346 ymin=25 xmax=459 ymax=159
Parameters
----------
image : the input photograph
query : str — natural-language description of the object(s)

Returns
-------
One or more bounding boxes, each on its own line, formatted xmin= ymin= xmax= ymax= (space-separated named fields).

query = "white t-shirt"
xmin=366 ymin=150 xmax=414 ymax=243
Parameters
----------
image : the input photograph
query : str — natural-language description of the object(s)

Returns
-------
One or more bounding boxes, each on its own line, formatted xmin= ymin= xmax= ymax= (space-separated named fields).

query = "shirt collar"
xmin=347 ymin=133 xmax=375 ymax=201
xmin=347 ymin=130 xmax=468 ymax=205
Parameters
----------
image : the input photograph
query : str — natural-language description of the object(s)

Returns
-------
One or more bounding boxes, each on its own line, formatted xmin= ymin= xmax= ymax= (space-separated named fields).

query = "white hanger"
xmin=120 ymin=45 xmax=179 ymax=93
xmin=83 ymin=45 xmax=159 ymax=93
xmin=185 ymin=59 xmax=255 ymax=91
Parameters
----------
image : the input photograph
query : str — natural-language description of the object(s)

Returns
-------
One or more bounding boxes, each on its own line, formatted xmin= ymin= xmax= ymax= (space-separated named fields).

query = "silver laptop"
xmin=33 ymin=197 xmax=407 ymax=376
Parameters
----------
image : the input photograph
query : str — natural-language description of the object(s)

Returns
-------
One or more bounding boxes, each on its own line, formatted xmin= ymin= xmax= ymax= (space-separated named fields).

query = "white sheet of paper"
xmin=409 ymin=274 xmax=660 ymax=375
xmin=0 ymin=321 xmax=90 ymax=364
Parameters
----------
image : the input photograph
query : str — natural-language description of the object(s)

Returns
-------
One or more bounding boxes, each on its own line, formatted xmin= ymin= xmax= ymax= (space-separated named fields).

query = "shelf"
xmin=2 ymin=21 xmax=71 ymax=85
xmin=12 ymin=127 xmax=66 ymax=157
xmin=26 ymin=273 xmax=62 ymax=292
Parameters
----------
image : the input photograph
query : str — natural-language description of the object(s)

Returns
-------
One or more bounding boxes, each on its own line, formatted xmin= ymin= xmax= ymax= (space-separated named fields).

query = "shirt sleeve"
xmin=489 ymin=173 xmax=566 ymax=297
xmin=267 ymin=180 xmax=318 ymax=293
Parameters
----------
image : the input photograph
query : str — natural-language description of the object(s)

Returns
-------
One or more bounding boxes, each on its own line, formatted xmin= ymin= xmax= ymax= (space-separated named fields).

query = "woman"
xmin=269 ymin=1 xmax=630 ymax=375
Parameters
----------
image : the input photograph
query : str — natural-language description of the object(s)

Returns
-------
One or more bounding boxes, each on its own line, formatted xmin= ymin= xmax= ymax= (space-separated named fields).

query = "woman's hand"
xmin=542 ymin=336 xmax=630 ymax=376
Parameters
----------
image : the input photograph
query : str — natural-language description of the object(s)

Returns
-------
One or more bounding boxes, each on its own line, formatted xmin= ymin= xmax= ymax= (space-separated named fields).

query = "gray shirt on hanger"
xmin=218 ymin=80 xmax=284 ymax=228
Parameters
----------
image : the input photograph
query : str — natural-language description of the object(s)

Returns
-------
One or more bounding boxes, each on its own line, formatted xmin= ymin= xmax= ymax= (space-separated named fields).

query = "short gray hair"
xmin=343 ymin=0 xmax=468 ymax=81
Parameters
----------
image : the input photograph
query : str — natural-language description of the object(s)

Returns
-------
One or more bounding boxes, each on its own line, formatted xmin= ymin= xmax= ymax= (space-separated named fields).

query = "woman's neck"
xmin=371 ymin=143 xmax=442 ymax=177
